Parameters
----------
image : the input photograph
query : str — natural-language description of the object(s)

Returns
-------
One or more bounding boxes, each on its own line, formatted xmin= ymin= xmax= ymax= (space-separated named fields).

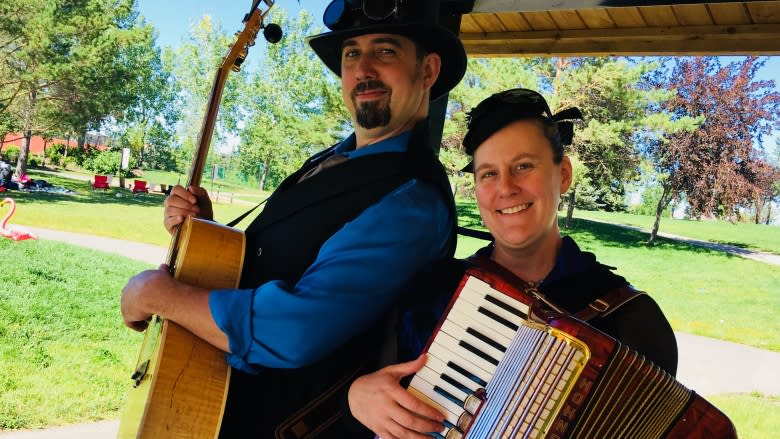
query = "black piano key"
xmin=477 ymin=306 xmax=519 ymax=332
xmin=441 ymin=373 xmax=474 ymax=395
xmin=466 ymin=327 xmax=506 ymax=353
xmin=485 ymin=294 xmax=528 ymax=319
xmin=459 ymin=340 xmax=499 ymax=366
xmin=448 ymin=361 xmax=488 ymax=387
xmin=434 ymin=385 xmax=464 ymax=407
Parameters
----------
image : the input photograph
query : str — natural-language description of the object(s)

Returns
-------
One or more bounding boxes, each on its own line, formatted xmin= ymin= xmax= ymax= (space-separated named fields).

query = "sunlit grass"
xmin=0 ymin=238 xmax=148 ymax=429
xmin=709 ymin=393 xmax=780 ymax=439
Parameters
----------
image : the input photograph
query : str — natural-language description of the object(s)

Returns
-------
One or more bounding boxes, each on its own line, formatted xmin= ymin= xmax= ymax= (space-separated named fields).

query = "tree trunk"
xmin=766 ymin=202 xmax=774 ymax=225
xmin=16 ymin=89 xmax=36 ymax=179
xmin=648 ymin=183 xmax=673 ymax=246
xmin=259 ymin=159 xmax=270 ymax=191
xmin=564 ymin=186 xmax=576 ymax=229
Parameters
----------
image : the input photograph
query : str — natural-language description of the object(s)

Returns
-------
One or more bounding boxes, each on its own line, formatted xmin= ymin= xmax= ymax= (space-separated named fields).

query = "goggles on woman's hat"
xmin=461 ymin=88 xmax=583 ymax=171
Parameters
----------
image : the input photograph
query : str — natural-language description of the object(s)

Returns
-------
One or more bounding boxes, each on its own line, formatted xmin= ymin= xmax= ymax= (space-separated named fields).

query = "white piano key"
xmin=460 ymin=277 xmax=529 ymax=318
xmin=447 ymin=306 xmax=516 ymax=344
xmin=439 ymin=319 xmax=505 ymax=363
xmin=416 ymin=365 xmax=470 ymax=403
xmin=431 ymin=332 xmax=498 ymax=378
xmin=423 ymin=355 xmax=483 ymax=393
xmin=409 ymin=375 xmax=463 ymax=426
xmin=427 ymin=339 xmax=493 ymax=386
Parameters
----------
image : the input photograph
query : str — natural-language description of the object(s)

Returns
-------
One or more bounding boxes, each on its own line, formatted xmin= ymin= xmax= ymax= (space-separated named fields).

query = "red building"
xmin=0 ymin=133 xmax=109 ymax=156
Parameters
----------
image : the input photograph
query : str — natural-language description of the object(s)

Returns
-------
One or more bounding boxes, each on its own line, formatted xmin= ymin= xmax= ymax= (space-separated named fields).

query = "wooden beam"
xmin=470 ymin=0 xmax=775 ymax=13
xmin=460 ymin=23 xmax=780 ymax=56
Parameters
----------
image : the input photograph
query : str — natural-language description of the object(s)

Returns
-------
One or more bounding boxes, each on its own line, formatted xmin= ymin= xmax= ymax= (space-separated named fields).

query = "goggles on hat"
xmin=467 ymin=88 xmax=555 ymax=130
xmin=324 ymin=0 xmax=403 ymax=31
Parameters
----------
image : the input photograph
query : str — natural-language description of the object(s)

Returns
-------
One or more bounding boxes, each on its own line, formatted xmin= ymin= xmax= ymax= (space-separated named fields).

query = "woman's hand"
xmin=349 ymin=355 xmax=446 ymax=439
xmin=163 ymin=185 xmax=214 ymax=234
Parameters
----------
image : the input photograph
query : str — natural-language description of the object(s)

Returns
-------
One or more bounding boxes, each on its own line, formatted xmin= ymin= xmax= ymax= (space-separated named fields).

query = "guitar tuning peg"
xmin=232 ymin=48 xmax=249 ymax=72
xmin=263 ymin=23 xmax=283 ymax=43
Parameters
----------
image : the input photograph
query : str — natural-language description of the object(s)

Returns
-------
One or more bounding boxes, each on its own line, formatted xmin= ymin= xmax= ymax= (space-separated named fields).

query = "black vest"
xmin=220 ymin=124 xmax=456 ymax=438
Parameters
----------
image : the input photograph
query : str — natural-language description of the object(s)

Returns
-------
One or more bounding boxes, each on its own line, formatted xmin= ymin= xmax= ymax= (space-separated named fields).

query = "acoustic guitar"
xmin=117 ymin=2 xmax=281 ymax=437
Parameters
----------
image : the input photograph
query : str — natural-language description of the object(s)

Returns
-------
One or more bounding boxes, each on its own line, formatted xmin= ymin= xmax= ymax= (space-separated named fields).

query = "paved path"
xmin=1 ymin=225 xmax=778 ymax=438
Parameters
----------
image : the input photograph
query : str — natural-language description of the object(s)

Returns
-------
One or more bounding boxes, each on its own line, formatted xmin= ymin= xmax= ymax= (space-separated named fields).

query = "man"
xmin=120 ymin=1 xmax=467 ymax=437
xmin=347 ymin=89 xmax=677 ymax=438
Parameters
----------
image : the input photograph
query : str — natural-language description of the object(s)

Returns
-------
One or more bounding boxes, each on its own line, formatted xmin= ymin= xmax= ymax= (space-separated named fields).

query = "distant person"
xmin=0 ymin=155 xmax=14 ymax=190
xmin=120 ymin=1 xmax=467 ymax=437
xmin=347 ymin=88 xmax=678 ymax=437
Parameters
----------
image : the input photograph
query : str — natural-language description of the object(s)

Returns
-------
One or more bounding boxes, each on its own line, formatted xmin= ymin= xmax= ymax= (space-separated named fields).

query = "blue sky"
xmin=136 ymin=0 xmax=329 ymax=49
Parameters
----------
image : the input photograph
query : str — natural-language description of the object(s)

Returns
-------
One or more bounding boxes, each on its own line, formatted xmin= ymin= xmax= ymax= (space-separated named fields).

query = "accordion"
xmin=406 ymin=266 xmax=737 ymax=439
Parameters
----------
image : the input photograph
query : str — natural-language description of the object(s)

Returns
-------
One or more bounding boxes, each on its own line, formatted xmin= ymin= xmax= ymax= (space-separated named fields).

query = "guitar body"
xmin=118 ymin=217 xmax=246 ymax=438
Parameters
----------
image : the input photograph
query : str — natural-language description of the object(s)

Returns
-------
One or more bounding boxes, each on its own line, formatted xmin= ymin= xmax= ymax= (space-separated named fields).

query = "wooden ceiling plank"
xmin=470 ymin=12 xmax=509 ymax=33
xmin=494 ymin=12 xmax=532 ymax=32
xmin=459 ymin=14 xmax=483 ymax=34
xmin=578 ymin=9 xmax=618 ymax=29
xmin=746 ymin=2 xmax=780 ymax=24
xmin=672 ymin=4 xmax=714 ymax=26
xmin=548 ymin=9 xmax=588 ymax=30
xmin=522 ymin=11 xmax=558 ymax=30
xmin=607 ymin=7 xmax=647 ymax=28
xmin=708 ymin=3 xmax=752 ymax=25
xmin=460 ymin=24 xmax=780 ymax=56
xmin=463 ymin=39 xmax=780 ymax=57
xmin=638 ymin=5 xmax=680 ymax=27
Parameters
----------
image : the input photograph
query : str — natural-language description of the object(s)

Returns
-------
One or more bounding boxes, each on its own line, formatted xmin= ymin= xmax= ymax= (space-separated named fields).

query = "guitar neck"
xmin=185 ymin=1 xmax=271 ymax=189
xmin=187 ymin=68 xmax=230 ymax=189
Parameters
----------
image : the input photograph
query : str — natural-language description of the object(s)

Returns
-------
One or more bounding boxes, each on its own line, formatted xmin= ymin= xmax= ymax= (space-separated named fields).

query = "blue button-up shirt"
xmin=210 ymin=130 xmax=452 ymax=373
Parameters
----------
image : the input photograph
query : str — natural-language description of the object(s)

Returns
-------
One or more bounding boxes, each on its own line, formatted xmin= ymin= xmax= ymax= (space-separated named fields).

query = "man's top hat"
xmin=307 ymin=0 xmax=467 ymax=100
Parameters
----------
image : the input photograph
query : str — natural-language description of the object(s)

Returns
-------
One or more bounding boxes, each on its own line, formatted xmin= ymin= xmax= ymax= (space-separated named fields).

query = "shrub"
xmin=84 ymin=150 xmax=136 ymax=176
xmin=45 ymin=144 xmax=67 ymax=166
xmin=2 ymin=146 xmax=20 ymax=164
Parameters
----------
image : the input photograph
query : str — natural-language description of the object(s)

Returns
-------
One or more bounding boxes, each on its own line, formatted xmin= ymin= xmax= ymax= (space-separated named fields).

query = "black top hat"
xmin=307 ymin=0 xmax=467 ymax=100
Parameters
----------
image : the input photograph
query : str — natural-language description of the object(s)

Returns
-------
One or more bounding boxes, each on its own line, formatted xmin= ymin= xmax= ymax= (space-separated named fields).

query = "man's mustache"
xmin=352 ymin=80 xmax=389 ymax=97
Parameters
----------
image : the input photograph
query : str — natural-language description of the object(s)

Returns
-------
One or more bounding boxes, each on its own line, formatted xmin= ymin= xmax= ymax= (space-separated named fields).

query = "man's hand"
xmin=348 ymin=355 xmax=446 ymax=439
xmin=163 ymin=185 xmax=214 ymax=234
xmin=120 ymin=264 xmax=174 ymax=332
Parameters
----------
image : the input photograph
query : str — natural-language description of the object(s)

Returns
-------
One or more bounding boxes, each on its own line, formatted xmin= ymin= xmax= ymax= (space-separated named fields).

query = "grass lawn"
xmin=9 ymin=170 xmax=259 ymax=246
xmin=577 ymin=209 xmax=780 ymax=254
xmin=0 ymin=239 xmax=148 ymax=429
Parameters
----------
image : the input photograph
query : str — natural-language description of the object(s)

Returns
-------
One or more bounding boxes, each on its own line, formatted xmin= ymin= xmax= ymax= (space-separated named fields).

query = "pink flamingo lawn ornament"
xmin=1 ymin=197 xmax=38 ymax=241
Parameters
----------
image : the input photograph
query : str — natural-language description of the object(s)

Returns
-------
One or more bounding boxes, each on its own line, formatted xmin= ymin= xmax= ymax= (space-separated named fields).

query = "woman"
xmin=347 ymin=88 xmax=677 ymax=438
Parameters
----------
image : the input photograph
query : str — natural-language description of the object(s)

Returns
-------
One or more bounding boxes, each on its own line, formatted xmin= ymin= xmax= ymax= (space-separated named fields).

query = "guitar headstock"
xmin=230 ymin=0 xmax=283 ymax=73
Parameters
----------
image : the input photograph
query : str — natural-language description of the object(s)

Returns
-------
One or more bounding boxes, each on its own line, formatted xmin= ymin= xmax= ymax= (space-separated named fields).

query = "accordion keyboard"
xmin=407 ymin=276 xmax=535 ymax=435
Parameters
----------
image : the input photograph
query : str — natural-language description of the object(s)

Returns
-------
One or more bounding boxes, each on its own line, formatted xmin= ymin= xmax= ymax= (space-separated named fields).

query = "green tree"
xmin=236 ymin=8 xmax=347 ymax=190
xmin=168 ymin=14 xmax=243 ymax=179
xmin=114 ymin=43 xmax=181 ymax=170
xmin=1 ymin=0 xmax=157 ymax=178
xmin=649 ymin=56 xmax=780 ymax=242
xmin=549 ymin=58 xmax=666 ymax=220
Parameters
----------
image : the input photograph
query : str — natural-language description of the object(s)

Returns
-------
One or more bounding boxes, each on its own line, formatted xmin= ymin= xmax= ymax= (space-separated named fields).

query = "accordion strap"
xmin=573 ymin=285 xmax=646 ymax=322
